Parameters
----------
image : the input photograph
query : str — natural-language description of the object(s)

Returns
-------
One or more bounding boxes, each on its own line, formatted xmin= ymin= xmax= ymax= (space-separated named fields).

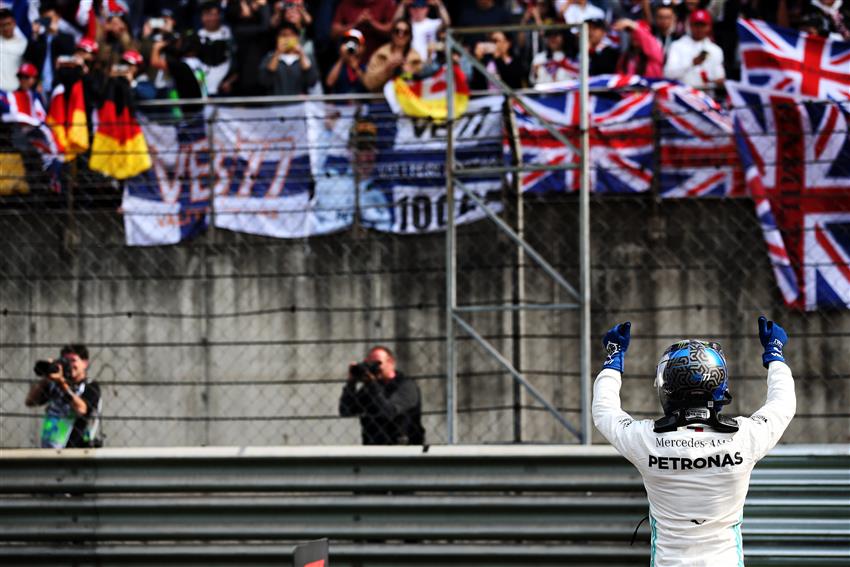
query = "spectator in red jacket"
xmin=614 ymin=18 xmax=664 ymax=78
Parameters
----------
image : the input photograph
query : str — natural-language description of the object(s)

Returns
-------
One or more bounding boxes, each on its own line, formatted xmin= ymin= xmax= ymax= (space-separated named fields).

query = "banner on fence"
xmin=728 ymin=81 xmax=850 ymax=310
xmin=121 ymin=97 xmax=504 ymax=244
xmin=738 ymin=18 xmax=850 ymax=101
xmin=372 ymin=95 xmax=504 ymax=234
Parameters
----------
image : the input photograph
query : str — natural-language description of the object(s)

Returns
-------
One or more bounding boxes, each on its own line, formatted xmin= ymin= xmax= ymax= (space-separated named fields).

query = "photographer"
xmin=325 ymin=28 xmax=366 ymax=94
xmin=339 ymin=346 xmax=425 ymax=446
xmin=25 ymin=344 xmax=102 ymax=449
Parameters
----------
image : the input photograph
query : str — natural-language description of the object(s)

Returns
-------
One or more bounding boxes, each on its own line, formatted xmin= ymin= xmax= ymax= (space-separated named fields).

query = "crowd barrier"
xmin=1 ymin=444 xmax=847 ymax=566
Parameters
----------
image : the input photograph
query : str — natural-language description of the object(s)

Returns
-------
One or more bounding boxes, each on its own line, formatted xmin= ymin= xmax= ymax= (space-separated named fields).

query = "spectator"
xmin=801 ymin=0 xmax=850 ymax=39
xmin=331 ymin=0 xmax=397 ymax=61
xmin=395 ymin=0 xmax=450 ymax=65
xmin=12 ymin=63 xmax=46 ymax=121
xmin=75 ymin=38 xmax=106 ymax=126
xmin=23 ymin=2 xmax=76 ymax=95
xmin=619 ymin=0 xmax=651 ymax=21
xmin=531 ymin=29 xmax=577 ymax=85
xmin=471 ymin=30 xmax=526 ymax=90
xmin=797 ymin=10 xmax=833 ymax=37
xmin=0 ymin=5 xmax=27 ymax=92
xmin=339 ymin=345 xmax=425 ymax=446
xmin=664 ymin=9 xmax=725 ymax=90
xmin=556 ymin=0 xmax=606 ymax=26
xmin=259 ymin=21 xmax=318 ymax=95
xmin=271 ymin=0 xmax=315 ymax=59
xmin=193 ymin=1 xmax=235 ymax=95
xmin=25 ymin=344 xmax=102 ymax=449
xmin=586 ymin=18 xmax=618 ymax=75
xmin=652 ymin=2 xmax=681 ymax=62
xmin=96 ymin=7 xmax=137 ymax=76
xmin=325 ymin=28 xmax=367 ymax=94
xmin=226 ymin=0 xmax=273 ymax=96
xmin=674 ymin=0 xmax=704 ymax=35
xmin=362 ymin=18 xmax=423 ymax=92
xmin=149 ymin=33 xmax=207 ymax=131
xmin=458 ymin=0 xmax=514 ymax=48
xmin=517 ymin=0 xmax=560 ymax=60
xmin=613 ymin=18 xmax=663 ymax=77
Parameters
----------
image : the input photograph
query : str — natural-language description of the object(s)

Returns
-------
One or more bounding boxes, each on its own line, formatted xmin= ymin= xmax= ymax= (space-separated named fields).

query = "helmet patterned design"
xmin=655 ymin=340 xmax=730 ymax=415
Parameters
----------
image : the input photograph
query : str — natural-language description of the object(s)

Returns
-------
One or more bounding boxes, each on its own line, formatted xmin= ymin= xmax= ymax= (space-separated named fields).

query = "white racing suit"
xmin=593 ymin=361 xmax=796 ymax=566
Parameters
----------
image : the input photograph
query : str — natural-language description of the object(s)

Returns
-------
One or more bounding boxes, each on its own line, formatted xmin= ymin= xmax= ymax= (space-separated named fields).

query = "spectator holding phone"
xmin=471 ymin=31 xmax=526 ymax=91
xmin=259 ymin=21 xmax=318 ymax=95
xmin=23 ymin=2 xmax=76 ymax=95
xmin=664 ymin=9 xmax=725 ymax=90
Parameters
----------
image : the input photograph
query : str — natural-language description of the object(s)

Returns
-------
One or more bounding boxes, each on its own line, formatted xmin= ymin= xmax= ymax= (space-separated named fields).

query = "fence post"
xmin=579 ymin=22 xmax=592 ymax=445
xmin=445 ymin=34 xmax=457 ymax=444
xmin=503 ymin=97 xmax=525 ymax=443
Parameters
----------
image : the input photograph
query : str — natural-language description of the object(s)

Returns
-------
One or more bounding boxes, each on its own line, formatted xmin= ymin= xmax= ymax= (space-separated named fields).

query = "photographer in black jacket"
xmin=25 ymin=344 xmax=102 ymax=449
xmin=339 ymin=345 xmax=425 ymax=445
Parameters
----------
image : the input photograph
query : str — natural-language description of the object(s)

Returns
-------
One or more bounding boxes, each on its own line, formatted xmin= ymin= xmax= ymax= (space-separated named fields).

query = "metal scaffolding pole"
xmin=445 ymin=34 xmax=458 ymax=445
xmin=579 ymin=22 xmax=593 ymax=445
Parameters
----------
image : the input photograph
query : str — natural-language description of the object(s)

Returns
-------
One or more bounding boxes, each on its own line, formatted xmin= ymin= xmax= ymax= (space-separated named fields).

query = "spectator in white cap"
xmin=326 ymin=28 xmax=368 ymax=95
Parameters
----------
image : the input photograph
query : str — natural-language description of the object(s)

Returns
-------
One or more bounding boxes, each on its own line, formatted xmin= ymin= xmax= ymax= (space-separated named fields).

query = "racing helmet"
xmin=655 ymin=340 xmax=731 ymax=415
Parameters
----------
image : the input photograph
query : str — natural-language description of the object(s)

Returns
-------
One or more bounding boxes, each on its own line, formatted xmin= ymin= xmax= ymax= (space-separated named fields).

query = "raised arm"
xmin=745 ymin=316 xmax=796 ymax=459
xmin=592 ymin=322 xmax=639 ymax=458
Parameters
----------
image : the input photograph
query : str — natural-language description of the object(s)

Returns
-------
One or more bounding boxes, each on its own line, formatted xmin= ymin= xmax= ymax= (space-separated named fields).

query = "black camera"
xmin=349 ymin=361 xmax=381 ymax=381
xmin=343 ymin=39 xmax=359 ymax=55
xmin=34 ymin=357 xmax=73 ymax=383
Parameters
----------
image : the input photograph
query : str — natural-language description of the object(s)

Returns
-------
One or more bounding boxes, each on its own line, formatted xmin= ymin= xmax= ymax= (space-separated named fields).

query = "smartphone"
xmin=149 ymin=17 xmax=166 ymax=30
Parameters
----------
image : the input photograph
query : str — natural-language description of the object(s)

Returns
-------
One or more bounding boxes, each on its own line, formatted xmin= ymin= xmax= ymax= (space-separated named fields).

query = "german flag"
xmin=391 ymin=64 xmax=470 ymax=121
xmin=46 ymin=80 xmax=89 ymax=160
xmin=89 ymin=78 xmax=151 ymax=180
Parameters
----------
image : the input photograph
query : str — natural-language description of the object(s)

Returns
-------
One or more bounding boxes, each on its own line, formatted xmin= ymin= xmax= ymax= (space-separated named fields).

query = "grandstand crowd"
xmin=0 ymin=0 xmax=848 ymax=108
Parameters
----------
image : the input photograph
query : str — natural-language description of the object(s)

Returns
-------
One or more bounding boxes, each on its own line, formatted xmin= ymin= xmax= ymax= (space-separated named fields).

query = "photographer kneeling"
xmin=25 ymin=344 xmax=102 ymax=449
xmin=339 ymin=346 xmax=425 ymax=445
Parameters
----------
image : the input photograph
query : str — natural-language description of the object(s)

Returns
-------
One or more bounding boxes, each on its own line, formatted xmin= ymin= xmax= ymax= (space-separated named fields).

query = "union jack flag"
xmin=653 ymin=81 xmax=745 ymax=198
xmin=728 ymin=81 xmax=850 ymax=310
xmin=0 ymin=89 xmax=62 ymax=182
xmin=738 ymin=18 xmax=850 ymax=101
xmin=513 ymin=75 xmax=654 ymax=194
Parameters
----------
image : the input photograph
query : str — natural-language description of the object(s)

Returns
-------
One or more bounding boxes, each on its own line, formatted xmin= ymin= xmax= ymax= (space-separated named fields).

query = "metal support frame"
xmin=444 ymin=23 xmax=591 ymax=444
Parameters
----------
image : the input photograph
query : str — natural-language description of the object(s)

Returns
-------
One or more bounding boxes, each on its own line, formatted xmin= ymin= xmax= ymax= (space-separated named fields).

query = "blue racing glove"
xmin=602 ymin=322 xmax=631 ymax=373
xmin=758 ymin=315 xmax=788 ymax=368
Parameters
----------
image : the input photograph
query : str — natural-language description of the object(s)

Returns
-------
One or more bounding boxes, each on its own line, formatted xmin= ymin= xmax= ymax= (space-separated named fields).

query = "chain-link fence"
xmin=1 ymin=89 xmax=848 ymax=448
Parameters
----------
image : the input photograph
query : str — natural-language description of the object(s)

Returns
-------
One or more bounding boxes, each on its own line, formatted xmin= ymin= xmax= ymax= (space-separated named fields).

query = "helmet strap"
xmin=653 ymin=402 xmax=739 ymax=433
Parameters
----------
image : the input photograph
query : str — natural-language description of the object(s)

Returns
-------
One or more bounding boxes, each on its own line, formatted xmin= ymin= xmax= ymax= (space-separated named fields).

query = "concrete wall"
xmin=1 ymin=197 xmax=848 ymax=447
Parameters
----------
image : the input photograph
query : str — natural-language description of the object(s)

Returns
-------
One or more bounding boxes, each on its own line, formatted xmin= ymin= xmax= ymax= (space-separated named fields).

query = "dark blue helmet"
xmin=655 ymin=340 xmax=731 ymax=415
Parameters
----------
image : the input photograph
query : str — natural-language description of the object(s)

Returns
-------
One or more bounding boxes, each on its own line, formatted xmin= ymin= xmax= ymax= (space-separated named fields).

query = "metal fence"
xmin=1 ymin=88 xmax=849 ymax=448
